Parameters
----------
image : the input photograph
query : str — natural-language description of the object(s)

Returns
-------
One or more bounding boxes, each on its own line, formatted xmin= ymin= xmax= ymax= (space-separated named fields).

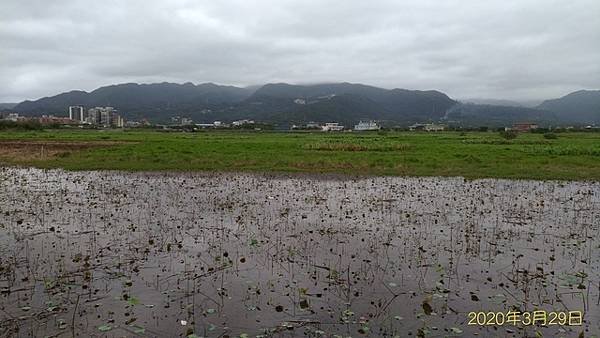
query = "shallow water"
xmin=0 ymin=168 xmax=598 ymax=337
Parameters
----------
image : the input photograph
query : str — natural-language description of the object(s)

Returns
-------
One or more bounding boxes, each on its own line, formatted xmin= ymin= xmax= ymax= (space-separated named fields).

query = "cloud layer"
xmin=1 ymin=0 xmax=599 ymax=102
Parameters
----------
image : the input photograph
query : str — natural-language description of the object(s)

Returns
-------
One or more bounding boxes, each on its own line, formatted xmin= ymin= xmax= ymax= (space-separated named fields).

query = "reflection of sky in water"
xmin=0 ymin=168 xmax=598 ymax=337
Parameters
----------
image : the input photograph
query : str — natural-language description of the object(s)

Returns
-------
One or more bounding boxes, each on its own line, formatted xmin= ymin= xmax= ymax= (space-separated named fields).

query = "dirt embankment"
xmin=0 ymin=140 xmax=126 ymax=162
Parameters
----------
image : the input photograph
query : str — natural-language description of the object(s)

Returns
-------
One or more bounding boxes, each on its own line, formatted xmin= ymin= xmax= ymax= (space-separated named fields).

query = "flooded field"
xmin=0 ymin=168 xmax=598 ymax=337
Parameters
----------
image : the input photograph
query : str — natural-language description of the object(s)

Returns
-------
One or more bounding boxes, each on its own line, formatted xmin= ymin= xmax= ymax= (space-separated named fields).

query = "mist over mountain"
xmin=537 ymin=90 xmax=600 ymax=124
xmin=10 ymin=82 xmax=598 ymax=127
xmin=460 ymin=98 xmax=540 ymax=108
xmin=0 ymin=103 xmax=17 ymax=110
xmin=445 ymin=103 xmax=556 ymax=127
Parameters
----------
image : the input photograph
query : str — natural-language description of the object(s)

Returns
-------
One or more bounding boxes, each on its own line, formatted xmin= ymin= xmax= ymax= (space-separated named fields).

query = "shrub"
xmin=0 ymin=120 xmax=45 ymax=130
xmin=499 ymin=130 xmax=518 ymax=140
xmin=543 ymin=132 xmax=558 ymax=139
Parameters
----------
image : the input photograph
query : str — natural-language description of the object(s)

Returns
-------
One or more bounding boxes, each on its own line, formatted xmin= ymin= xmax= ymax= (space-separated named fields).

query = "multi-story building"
xmin=68 ymin=106 xmax=85 ymax=122
xmin=86 ymin=108 xmax=98 ymax=125
xmin=232 ymin=119 xmax=255 ymax=126
xmin=99 ymin=109 xmax=112 ymax=126
xmin=112 ymin=113 xmax=124 ymax=128
xmin=321 ymin=122 xmax=344 ymax=131
xmin=86 ymin=107 xmax=124 ymax=127
xmin=354 ymin=120 xmax=381 ymax=131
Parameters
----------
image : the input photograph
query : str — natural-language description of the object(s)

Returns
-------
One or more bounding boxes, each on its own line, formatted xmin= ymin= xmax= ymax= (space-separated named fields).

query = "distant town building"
xmin=196 ymin=123 xmax=216 ymax=128
xmin=354 ymin=120 xmax=381 ymax=131
xmin=293 ymin=98 xmax=306 ymax=105
xmin=2 ymin=113 xmax=24 ymax=122
xmin=125 ymin=121 xmax=142 ymax=128
xmin=195 ymin=121 xmax=229 ymax=129
xmin=408 ymin=124 xmax=422 ymax=131
xmin=38 ymin=115 xmax=77 ymax=125
xmin=113 ymin=114 xmax=125 ymax=128
xmin=87 ymin=107 xmax=124 ymax=127
xmin=425 ymin=123 xmax=445 ymax=131
xmin=181 ymin=117 xmax=194 ymax=125
xmin=170 ymin=116 xmax=193 ymax=125
xmin=510 ymin=122 xmax=539 ymax=132
xmin=2 ymin=112 xmax=78 ymax=125
xmin=232 ymin=119 xmax=255 ymax=126
xmin=306 ymin=122 xmax=321 ymax=129
xmin=291 ymin=121 xmax=321 ymax=130
xmin=290 ymin=122 xmax=344 ymax=131
xmin=87 ymin=109 xmax=98 ymax=125
xmin=409 ymin=123 xmax=446 ymax=131
xmin=321 ymin=122 xmax=344 ymax=131
xmin=68 ymin=105 xmax=85 ymax=122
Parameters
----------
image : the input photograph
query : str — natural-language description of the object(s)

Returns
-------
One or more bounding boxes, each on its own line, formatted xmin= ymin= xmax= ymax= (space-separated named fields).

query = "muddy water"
xmin=0 ymin=168 xmax=598 ymax=337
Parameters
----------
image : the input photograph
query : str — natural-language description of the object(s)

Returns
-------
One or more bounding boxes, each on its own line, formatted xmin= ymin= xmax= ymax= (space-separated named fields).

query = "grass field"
xmin=0 ymin=129 xmax=599 ymax=180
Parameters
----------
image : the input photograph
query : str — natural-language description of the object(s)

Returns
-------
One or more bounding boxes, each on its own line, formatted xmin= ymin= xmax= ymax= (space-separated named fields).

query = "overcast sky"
xmin=1 ymin=0 xmax=599 ymax=103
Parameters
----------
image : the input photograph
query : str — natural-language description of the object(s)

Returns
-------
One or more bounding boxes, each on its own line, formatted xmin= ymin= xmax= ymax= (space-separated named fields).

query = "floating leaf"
xmin=422 ymin=301 xmax=433 ymax=315
xmin=343 ymin=309 xmax=355 ymax=317
xmin=450 ymin=327 xmax=463 ymax=334
xmin=489 ymin=293 xmax=506 ymax=304
xmin=127 ymin=296 xmax=140 ymax=306
xmin=131 ymin=325 xmax=145 ymax=334
xmin=98 ymin=324 xmax=112 ymax=332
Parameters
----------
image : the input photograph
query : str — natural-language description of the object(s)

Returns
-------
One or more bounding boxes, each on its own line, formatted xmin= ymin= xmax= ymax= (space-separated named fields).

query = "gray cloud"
xmin=1 ymin=0 xmax=599 ymax=102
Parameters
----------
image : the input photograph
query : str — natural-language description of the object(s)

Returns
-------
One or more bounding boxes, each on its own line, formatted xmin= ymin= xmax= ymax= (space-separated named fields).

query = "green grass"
xmin=1 ymin=129 xmax=599 ymax=180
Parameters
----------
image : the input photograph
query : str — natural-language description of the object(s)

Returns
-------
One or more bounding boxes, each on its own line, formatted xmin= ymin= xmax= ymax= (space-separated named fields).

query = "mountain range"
xmin=0 ymin=103 xmax=17 ymax=110
xmin=6 ymin=82 xmax=600 ymax=127
xmin=537 ymin=90 xmax=600 ymax=123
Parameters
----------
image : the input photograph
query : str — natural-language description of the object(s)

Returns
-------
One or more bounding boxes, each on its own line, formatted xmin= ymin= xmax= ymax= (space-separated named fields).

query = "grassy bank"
xmin=0 ymin=129 xmax=599 ymax=180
